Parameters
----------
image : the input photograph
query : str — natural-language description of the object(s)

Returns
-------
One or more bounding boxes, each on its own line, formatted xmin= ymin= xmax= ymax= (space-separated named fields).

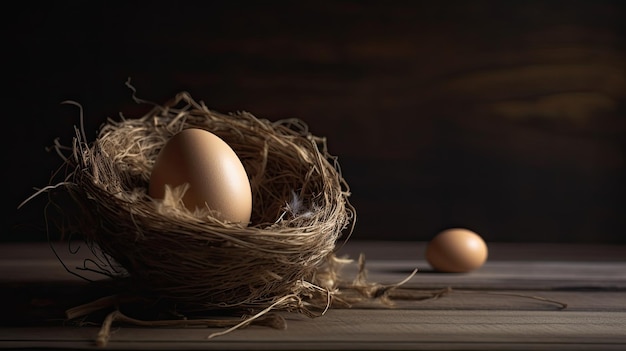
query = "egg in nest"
xmin=148 ymin=128 xmax=252 ymax=225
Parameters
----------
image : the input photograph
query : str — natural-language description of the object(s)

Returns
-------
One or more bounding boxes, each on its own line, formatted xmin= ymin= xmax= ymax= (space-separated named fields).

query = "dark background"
xmin=5 ymin=1 xmax=625 ymax=243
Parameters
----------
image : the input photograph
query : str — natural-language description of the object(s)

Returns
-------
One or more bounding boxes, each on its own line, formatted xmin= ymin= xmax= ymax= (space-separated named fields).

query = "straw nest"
xmin=39 ymin=86 xmax=356 ymax=317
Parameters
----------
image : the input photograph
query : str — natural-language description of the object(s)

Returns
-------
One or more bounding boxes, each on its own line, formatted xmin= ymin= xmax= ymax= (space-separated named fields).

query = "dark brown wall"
xmin=6 ymin=1 xmax=625 ymax=243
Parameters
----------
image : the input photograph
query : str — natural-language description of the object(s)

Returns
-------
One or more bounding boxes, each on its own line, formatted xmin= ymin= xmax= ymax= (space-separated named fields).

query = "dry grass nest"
xmin=34 ymin=86 xmax=358 ymax=319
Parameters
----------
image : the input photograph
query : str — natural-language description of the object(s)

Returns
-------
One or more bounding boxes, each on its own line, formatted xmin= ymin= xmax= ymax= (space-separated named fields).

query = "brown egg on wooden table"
xmin=425 ymin=228 xmax=488 ymax=273
xmin=149 ymin=128 xmax=252 ymax=225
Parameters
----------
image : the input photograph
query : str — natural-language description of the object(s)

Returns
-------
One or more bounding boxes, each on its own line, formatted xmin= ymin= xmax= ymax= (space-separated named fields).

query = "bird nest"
xmin=34 ymin=86 xmax=359 ymax=327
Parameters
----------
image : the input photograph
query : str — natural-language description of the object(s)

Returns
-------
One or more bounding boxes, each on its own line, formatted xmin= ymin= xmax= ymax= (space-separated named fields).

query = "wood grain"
xmin=1 ymin=241 xmax=625 ymax=350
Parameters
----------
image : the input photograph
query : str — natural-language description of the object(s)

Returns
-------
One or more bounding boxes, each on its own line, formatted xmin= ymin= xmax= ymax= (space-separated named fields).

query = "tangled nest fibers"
xmin=28 ymin=84 xmax=414 ymax=343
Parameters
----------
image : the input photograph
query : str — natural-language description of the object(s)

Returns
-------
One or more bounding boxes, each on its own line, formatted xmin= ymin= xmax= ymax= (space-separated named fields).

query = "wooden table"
xmin=1 ymin=241 xmax=625 ymax=350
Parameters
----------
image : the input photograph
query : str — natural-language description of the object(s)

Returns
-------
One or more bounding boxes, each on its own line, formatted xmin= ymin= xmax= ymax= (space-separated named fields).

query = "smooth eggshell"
xmin=425 ymin=228 xmax=488 ymax=273
xmin=149 ymin=128 xmax=252 ymax=225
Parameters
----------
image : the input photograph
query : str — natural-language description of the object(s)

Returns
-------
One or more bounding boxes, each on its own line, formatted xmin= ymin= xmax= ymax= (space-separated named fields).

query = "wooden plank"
xmin=2 ymin=241 xmax=625 ymax=283
xmin=336 ymin=259 xmax=626 ymax=290
xmin=2 ymin=310 xmax=625 ymax=350
xmin=335 ymin=241 xmax=626 ymax=262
